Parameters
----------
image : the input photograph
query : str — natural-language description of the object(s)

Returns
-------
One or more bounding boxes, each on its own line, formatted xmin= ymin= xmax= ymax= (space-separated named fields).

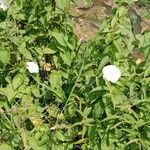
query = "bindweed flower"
xmin=102 ymin=65 xmax=121 ymax=83
xmin=26 ymin=62 xmax=39 ymax=73
xmin=0 ymin=0 xmax=8 ymax=11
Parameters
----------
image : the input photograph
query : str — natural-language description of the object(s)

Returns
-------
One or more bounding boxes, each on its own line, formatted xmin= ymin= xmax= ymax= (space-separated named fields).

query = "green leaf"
xmin=92 ymin=102 xmax=103 ymax=118
xmin=55 ymin=0 xmax=70 ymax=10
xmin=101 ymin=135 xmax=110 ymax=150
xmin=55 ymin=87 xmax=66 ymax=101
xmin=47 ymin=105 xmax=59 ymax=118
xmin=90 ymin=86 xmax=102 ymax=93
xmin=114 ymin=0 xmax=138 ymax=4
xmin=18 ymin=42 xmax=33 ymax=60
xmin=60 ymin=51 xmax=72 ymax=66
xmin=135 ymin=119 xmax=145 ymax=128
xmin=22 ymin=95 xmax=33 ymax=104
xmin=55 ymin=130 xmax=70 ymax=141
xmin=6 ymin=84 xmax=18 ymax=102
xmin=98 ymin=55 xmax=110 ymax=71
xmin=123 ymin=114 xmax=136 ymax=124
xmin=122 ymin=129 xmax=138 ymax=136
xmin=21 ymin=49 xmax=33 ymax=60
xmin=144 ymin=66 xmax=150 ymax=77
xmin=110 ymin=88 xmax=127 ymax=106
xmin=83 ymin=107 xmax=92 ymax=117
xmin=28 ymin=137 xmax=47 ymax=150
xmin=117 ymin=6 xmax=127 ymax=17
xmin=52 ymin=142 xmax=73 ymax=150
xmin=12 ymin=73 xmax=24 ymax=90
xmin=114 ymin=38 xmax=124 ymax=53
xmin=0 ymin=87 xmax=8 ymax=97
xmin=31 ymin=85 xmax=40 ymax=98
xmin=0 ymin=144 xmax=12 ymax=150
xmin=65 ymin=102 xmax=76 ymax=117
xmin=52 ymin=31 xmax=67 ymax=47
xmin=0 ymin=21 xmax=7 ymax=29
xmin=0 ymin=47 xmax=10 ymax=64
xmin=100 ymin=115 xmax=120 ymax=122
xmin=43 ymin=47 xmax=56 ymax=54
xmin=49 ymin=70 xmax=62 ymax=89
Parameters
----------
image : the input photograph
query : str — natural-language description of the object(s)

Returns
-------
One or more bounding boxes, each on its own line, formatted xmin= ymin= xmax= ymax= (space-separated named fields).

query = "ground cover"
xmin=0 ymin=0 xmax=150 ymax=149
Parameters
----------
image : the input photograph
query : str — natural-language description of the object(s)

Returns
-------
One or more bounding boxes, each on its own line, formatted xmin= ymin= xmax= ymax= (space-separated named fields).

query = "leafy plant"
xmin=0 ymin=0 xmax=150 ymax=149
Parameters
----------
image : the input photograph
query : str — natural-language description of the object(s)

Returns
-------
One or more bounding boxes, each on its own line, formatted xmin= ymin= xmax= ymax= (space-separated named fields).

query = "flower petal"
xmin=102 ymin=65 xmax=121 ymax=83
xmin=26 ymin=62 xmax=39 ymax=73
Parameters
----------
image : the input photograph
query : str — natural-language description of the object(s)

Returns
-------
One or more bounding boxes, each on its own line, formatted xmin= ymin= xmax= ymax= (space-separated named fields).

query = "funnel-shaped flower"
xmin=0 ymin=0 xmax=8 ymax=11
xmin=26 ymin=62 xmax=39 ymax=73
xmin=102 ymin=65 xmax=121 ymax=83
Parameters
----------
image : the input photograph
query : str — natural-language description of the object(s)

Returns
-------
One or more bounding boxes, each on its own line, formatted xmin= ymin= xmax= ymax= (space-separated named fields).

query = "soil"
xmin=73 ymin=18 xmax=99 ymax=42
xmin=69 ymin=0 xmax=150 ymax=42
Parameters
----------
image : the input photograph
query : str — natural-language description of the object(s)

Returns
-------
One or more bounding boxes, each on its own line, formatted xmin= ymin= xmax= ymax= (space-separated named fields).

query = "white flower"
xmin=26 ymin=62 xmax=39 ymax=73
xmin=102 ymin=65 xmax=121 ymax=83
xmin=0 ymin=0 xmax=8 ymax=11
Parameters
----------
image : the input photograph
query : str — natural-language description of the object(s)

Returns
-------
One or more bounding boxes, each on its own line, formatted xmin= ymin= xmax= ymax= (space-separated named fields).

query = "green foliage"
xmin=73 ymin=0 xmax=93 ymax=8
xmin=114 ymin=0 xmax=139 ymax=4
xmin=0 ymin=0 xmax=150 ymax=149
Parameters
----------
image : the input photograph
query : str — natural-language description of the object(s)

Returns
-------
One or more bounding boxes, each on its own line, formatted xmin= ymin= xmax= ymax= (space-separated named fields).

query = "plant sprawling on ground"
xmin=0 ymin=0 xmax=150 ymax=149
